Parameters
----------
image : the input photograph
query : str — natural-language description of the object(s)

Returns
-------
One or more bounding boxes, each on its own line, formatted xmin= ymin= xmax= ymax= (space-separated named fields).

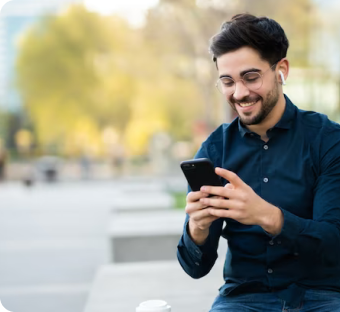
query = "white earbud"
xmin=279 ymin=71 xmax=286 ymax=85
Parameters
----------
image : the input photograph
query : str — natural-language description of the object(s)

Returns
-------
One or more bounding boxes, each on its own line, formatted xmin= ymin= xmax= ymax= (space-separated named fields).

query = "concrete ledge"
xmin=111 ymin=192 xmax=175 ymax=212
xmin=109 ymin=210 xmax=184 ymax=237
xmin=108 ymin=210 xmax=228 ymax=263
xmin=84 ymin=260 xmax=225 ymax=312
xmin=108 ymin=211 xmax=184 ymax=262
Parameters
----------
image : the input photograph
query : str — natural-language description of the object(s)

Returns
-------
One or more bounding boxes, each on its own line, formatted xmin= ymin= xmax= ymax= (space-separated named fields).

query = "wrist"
xmin=260 ymin=204 xmax=284 ymax=236
xmin=188 ymin=219 xmax=209 ymax=245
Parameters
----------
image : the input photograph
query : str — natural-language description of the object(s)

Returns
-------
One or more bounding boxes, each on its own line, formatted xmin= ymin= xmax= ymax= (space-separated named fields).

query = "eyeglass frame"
xmin=215 ymin=62 xmax=279 ymax=95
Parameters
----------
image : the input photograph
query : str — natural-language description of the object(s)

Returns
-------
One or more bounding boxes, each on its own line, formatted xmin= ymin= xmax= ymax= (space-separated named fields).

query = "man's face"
xmin=216 ymin=46 xmax=279 ymax=126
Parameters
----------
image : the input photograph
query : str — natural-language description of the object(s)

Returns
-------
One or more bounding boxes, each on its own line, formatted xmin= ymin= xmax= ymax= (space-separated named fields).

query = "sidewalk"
xmin=0 ymin=177 xmax=190 ymax=312
xmin=84 ymin=260 xmax=225 ymax=312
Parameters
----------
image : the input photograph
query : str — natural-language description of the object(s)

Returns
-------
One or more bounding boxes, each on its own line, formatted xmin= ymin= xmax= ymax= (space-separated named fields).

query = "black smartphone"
xmin=180 ymin=158 xmax=223 ymax=192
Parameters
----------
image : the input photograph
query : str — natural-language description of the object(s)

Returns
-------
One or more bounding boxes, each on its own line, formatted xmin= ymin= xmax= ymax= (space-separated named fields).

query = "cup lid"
xmin=136 ymin=300 xmax=171 ymax=312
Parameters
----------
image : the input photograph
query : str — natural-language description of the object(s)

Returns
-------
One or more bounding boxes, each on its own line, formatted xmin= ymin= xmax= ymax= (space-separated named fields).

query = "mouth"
xmin=238 ymin=100 xmax=258 ymax=108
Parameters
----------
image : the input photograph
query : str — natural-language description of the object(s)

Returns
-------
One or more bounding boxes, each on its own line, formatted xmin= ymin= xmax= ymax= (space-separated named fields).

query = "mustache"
xmin=230 ymin=96 xmax=261 ymax=105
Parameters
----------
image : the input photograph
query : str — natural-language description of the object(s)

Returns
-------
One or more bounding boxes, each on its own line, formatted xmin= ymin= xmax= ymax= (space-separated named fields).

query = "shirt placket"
xmin=261 ymin=140 xmax=276 ymax=288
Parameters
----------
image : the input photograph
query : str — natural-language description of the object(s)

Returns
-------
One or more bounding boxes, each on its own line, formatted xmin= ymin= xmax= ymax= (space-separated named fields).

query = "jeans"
xmin=209 ymin=290 xmax=340 ymax=312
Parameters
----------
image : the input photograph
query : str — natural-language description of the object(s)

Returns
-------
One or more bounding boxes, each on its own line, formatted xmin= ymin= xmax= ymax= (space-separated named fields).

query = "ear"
xmin=277 ymin=58 xmax=289 ymax=85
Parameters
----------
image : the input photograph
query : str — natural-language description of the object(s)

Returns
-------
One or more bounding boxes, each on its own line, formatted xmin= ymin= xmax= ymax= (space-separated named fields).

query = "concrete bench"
xmin=108 ymin=210 xmax=184 ymax=262
xmin=84 ymin=260 xmax=225 ymax=312
xmin=108 ymin=210 xmax=228 ymax=263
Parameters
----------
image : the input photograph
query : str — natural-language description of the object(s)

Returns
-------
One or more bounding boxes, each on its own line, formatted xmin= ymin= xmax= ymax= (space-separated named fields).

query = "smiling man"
xmin=177 ymin=13 xmax=340 ymax=311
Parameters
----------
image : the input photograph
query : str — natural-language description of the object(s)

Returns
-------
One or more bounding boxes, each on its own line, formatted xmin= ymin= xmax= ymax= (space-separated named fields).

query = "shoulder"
xmin=298 ymin=109 xmax=339 ymax=130
xmin=297 ymin=109 xmax=340 ymax=170
xmin=297 ymin=109 xmax=340 ymax=140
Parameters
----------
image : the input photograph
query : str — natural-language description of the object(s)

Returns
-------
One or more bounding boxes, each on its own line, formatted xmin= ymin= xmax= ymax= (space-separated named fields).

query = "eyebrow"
xmin=219 ymin=68 xmax=261 ymax=79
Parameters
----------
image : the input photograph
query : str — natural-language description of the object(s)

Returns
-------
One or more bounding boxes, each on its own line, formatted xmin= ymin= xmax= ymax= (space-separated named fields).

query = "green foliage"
xmin=16 ymin=1 xmax=317 ymax=156
xmin=17 ymin=5 xmax=135 ymax=155
xmin=172 ymin=191 xmax=187 ymax=209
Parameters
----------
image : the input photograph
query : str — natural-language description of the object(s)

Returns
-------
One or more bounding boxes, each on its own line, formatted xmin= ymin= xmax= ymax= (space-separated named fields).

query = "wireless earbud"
xmin=279 ymin=71 xmax=286 ymax=85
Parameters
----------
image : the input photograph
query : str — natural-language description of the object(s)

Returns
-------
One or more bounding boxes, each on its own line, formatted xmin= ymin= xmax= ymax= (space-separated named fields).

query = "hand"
xmin=185 ymin=191 xmax=220 ymax=244
xmin=199 ymin=168 xmax=283 ymax=235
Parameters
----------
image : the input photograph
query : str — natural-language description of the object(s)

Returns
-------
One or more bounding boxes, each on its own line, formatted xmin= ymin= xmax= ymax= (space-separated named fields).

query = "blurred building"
xmin=0 ymin=0 xmax=83 ymax=112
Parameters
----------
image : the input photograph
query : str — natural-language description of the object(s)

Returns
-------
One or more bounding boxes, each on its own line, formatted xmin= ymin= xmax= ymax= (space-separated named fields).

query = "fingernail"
xmin=201 ymin=186 xmax=207 ymax=192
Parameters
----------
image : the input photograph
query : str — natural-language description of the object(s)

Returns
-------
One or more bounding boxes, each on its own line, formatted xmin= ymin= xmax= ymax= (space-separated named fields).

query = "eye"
xmin=220 ymin=78 xmax=234 ymax=87
xmin=244 ymin=73 xmax=260 ymax=83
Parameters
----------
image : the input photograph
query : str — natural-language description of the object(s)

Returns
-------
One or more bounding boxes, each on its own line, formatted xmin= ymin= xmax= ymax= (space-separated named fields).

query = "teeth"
xmin=239 ymin=101 xmax=256 ymax=107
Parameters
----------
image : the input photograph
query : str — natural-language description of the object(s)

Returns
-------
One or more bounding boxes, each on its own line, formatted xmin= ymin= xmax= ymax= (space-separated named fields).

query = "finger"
xmin=200 ymin=186 xmax=233 ymax=198
xmin=208 ymin=207 xmax=237 ymax=219
xmin=215 ymin=168 xmax=244 ymax=188
xmin=225 ymin=183 xmax=234 ymax=190
xmin=189 ymin=206 xmax=217 ymax=220
xmin=198 ymin=215 xmax=219 ymax=226
xmin=185 ymin=200 xmax=211 ymax=214
xmin=200 ymin=197 xmax=240 ymax=210
xmin=186 ymin=191 xmax=209 ymax=203
xmin=210 ymin=195 xmax=224 ymax=199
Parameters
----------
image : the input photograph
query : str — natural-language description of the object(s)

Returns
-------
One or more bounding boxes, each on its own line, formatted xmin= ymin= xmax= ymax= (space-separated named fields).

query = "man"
xmin=177 ymin=13 xmax=340 ymax=312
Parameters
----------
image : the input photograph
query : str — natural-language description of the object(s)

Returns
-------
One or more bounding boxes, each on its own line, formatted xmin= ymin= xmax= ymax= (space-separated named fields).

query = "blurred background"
xmin=0 ymin=0 xmax=339 ymax=311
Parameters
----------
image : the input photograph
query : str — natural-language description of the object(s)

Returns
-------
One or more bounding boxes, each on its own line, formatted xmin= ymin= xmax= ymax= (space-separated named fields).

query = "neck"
xmin=246 ymin=93 xmax=286 ymax=140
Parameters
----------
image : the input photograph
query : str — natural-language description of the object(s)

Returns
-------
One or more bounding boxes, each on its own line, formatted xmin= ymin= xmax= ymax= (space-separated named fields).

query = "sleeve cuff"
xmin=183 ymin=217 xmax=215 ymax=261
xmin=280 ymin=208 xmax=301 ymax=238
xmin=275 ymin=208 xmax=302 ymax=252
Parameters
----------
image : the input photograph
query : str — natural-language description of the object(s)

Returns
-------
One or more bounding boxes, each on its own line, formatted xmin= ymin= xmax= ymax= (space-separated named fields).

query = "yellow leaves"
xmin=16 ymin=2 xmax=227 ymax=157
xmin=64 ymin=115 xmax=103 ymax=156
xmin=17 ymin=5 xmax=135 ymax=156
xmin=125 ymin=118 xmax=168 ymax=156
xmin=15 ymin=129 xmax=33 ymax=154
xmin=124 ymin=85 xmax=168 ymax=156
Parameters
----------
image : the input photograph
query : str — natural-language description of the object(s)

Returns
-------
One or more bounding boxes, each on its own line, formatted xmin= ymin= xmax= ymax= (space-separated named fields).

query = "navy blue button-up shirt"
xmin=177 ymin=95 xmax=340 ymax=306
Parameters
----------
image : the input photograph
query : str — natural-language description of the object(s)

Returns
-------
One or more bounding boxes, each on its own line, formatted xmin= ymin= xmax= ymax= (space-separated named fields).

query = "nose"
xmin=232 ymin=80 xmax=250 ymax=101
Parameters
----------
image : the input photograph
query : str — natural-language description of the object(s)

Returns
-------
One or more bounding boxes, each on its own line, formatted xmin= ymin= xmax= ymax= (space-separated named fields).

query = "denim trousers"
xmin=209 ymin=290 xmax=340 ymax=312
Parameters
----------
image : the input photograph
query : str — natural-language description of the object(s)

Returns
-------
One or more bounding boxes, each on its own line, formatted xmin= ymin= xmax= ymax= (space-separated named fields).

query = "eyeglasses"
xmin=215 ymin=63 xmax=277 ymax=95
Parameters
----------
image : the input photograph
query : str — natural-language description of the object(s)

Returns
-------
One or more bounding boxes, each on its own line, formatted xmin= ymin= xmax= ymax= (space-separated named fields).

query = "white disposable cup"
xmin=136 ymin=300 xmax=171 ymax=312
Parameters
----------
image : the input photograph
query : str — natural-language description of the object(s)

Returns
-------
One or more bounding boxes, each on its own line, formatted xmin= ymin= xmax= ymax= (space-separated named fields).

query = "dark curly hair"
xmin=209 ymin=13 xmax=289 ymax=66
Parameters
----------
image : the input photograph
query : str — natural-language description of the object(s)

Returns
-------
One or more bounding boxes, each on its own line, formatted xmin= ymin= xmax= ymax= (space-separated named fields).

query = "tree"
xmin=142 ymin=0 xmax=317 ymax=130
xmin=16 ymin=0 xmax=319 ymax=157
xmin=16 ymin=5 xmax=135 ymax=155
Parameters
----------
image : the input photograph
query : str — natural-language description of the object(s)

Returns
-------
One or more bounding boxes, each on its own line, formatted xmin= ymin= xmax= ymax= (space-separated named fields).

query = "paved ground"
xmin=84 ymin=261 xmax=225 ymax=312
xmin=0 ymin=177 xmax=186 ymax=312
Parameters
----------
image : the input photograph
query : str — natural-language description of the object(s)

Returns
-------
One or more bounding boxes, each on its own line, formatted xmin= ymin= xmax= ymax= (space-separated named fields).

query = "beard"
xmin=228 ymin=79 xmax=280 ymax=126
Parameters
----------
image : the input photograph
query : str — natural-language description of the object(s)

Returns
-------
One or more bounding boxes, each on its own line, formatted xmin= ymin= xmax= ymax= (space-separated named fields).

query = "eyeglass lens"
xmin=216 ymin=72 xmax=263 ymax=94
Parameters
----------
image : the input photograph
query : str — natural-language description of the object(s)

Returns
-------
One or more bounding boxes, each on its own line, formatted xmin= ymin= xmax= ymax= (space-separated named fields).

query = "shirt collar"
xmin=238 ymin=94 xmax=295 ymax=137
xmin=274 ymin=94 xmax=295 ymax=129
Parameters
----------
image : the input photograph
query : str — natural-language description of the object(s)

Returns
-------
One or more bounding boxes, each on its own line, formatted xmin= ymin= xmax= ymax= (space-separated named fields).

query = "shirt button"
xmin=263 ymin=145 xmax=268 ymax=150
xmin=277 ymin=240 xmax=282 ymax=245
xmin=269 ymin=240 xmax=274 ymax=245
xmin=263 ymin=177 xmax=269 ymax=183
xmin=195 ymin=262 xmax=200 ymax=266
xmin=294 ymin=252 xmax=299 ymax=256
xmin=268 ymin=268 xmax=273 ymax=274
